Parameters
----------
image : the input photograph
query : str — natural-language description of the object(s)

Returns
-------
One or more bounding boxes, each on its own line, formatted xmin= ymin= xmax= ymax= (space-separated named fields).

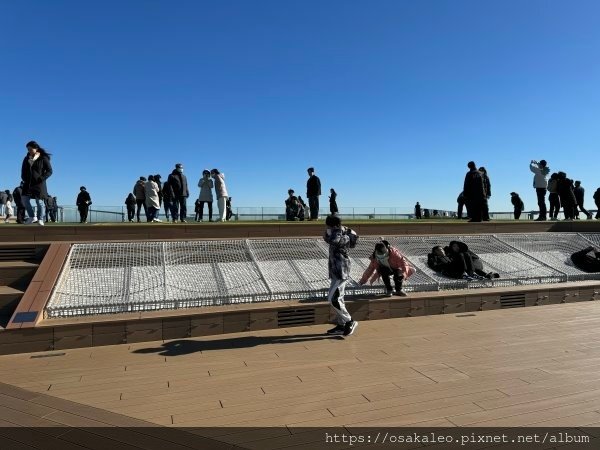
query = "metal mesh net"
xmin=498 ymin=233 xmax=600 ymax=281
xmin=45 ymin=233 xmax=600 ymax=318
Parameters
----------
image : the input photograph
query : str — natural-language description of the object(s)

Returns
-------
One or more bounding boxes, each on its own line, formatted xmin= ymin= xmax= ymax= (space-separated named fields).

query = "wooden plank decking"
xmin=1 ymin=302 xmax=600 ymax=448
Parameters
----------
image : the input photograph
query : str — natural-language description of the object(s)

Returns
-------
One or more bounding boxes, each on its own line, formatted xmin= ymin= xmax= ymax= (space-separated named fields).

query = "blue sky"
xmin=1 ymin=0 xmax=599 ymax=212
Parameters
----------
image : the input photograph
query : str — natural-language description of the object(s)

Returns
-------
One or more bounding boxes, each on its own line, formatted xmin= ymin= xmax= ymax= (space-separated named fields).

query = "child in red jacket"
xmin=359 ymin=241 xmax=415 ymax=296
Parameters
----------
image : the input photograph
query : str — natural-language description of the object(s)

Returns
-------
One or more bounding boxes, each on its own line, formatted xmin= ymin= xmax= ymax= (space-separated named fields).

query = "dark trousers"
xmin=457 ymin=201 xmax=464 ymax=219
xmin=549 ymin=193 xmax=560 ymax=219
xmin=536 ymin=188 xmax=547 ymax=219
xmin=163 ymin=200 xmax=177 ymax=221
xmin=78 ymin=205 xmax=89 ymax=223
xmin=308 ymin=196 xmax=319 ymax=220
xmin=482 ymin=198 xmax=490 ymax=221
xmin=16 ymin=207 xmax=26 ymax=224
xmin=514 ymin=209 xmax=522 ymax=220
xmin=127 ymin=206 xmax=135 ymax=221
xmin=379 ymin=265 xmax=404 ymax=292
xmin=575 ymin=202 xmax=591 ymax=218
xmin=467 ymin=200 xmax=483 ymax=222
xmin=198 ymin=201 xmax=212 ymax=221
xmin=173 ymin=197 xmax=187 ymax=221
xmin=135 ymin=199 xmax=147 ymax=222
xmin=596 ymin=201 xmax=600 ymax=219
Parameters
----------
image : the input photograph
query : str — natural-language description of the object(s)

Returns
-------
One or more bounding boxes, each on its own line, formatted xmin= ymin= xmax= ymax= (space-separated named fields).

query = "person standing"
xmin=530 ymin=159 xmax=550 ymax=221
xmin=414 ymin=202 xmax=422 ymax=219
xmin=3 ymin=191 xmax=14 ymax=223
xmin=133 ymin=177 xmax=147 ymax=222
xmin=76 ymin=186 xmax=92 ymax=223
xmin=306 ymin=167 xmax=321 ymax=220
xmin=210 ymin=169 xmax=228 ymax=222
xmin=13 ymin=183 xmax=25 ymax=224
xmin=162 ymin=178 xmax=177 ymax=222
xmin=457 ymin=192 xmax=466 ymax=219
xmin=0 ymin=190 xmax=6 ymax=218
xmin=594 ymin=188 xmax=600 ymax=220
xmin=329 ymin=188 xmax=338 ymax=215
xmin=463 ymin=161 xmax=485 ymax=222
xmin=168 ymin=163 xmax=189 ymax=223
xmin=547 ymin=173 xmax=561 ymax=220
xmin=557 ymin=172 xmax=576 ymax=220
xmin=154 ymin=174 xmax=163 ymax=219
xmin=479 ymin=166 xmax=491 ymax=221
xmin=21 ymin=141 xmax=53 ymax=226
xmin=510 ymin=192 xmax=525 ymax=220
xmin=197 ymin=169 xmax=214 ymax=222
xmin=323 ymin=215 xmax=359 ymax=337
xmin=145 ymin=175 xmax=161 ymax=222
xmin=125 ymin=193 xmax=136 ymax=222
xmin=574 ymin=181 xmax=593 ymax=220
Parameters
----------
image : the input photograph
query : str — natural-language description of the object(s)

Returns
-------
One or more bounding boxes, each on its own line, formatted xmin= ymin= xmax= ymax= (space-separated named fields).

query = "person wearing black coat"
xmin=428 ymin=246 xmax=464 ymax=279
xmin=557 ymin=172 xmax=576 ymax=220
xmin=573 ymin=181 xmax=592 ymax=220
xmin=306 ymin=167 xmax=321 ymax=220
xmin=463 ymin=162 xmax=486 ymax=222
xmin=161 ymin=180 xmax=176 ymax=222
xmin=21 ymin=141 xmax=53 ymax=225
xmin=510 ymin=192 xmax=525 ymax=220
xmin=594 ymin=188 xmax=600 ymax=220
xmin=571 ymin=247 xmax=600 ymax=273
xmin=329 ymin=189 xmax=338 ymax=215
xmin=76 ymin=186 xmax=92 ymax=223
xmin=479 ymin=167 xmax=491 ymax=221
xmin=444 ymin=241 xmax=499 ymax=280
xmin=12 ymin=184 xmax=25 ymax=224
xmin=125 ymin=193 xmax=136 ymax=222
xmin=167 ymin=163 xmax=189 ymax=223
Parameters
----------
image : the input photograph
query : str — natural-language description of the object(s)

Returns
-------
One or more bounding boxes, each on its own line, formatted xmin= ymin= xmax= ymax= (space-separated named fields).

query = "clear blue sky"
xmin=1 ymin=0 xmax=599 ymax=212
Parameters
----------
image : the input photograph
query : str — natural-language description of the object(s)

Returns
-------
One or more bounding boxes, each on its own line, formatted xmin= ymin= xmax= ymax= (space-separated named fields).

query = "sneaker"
xmin=385 ymin=289 xmax=394 ymax=297
xmin=343 ymin=320 xmax=358 ymax=337
xmin=396 ymin=290 xmax=408 ymax=297
xmin=326 ymin=325 xmax=345 ymax=335
xmin=25 ymin=217 xmax=37 ymax=225
xmin=37 ymin=220 xmax=44 ymax=226
xmin=534 ymin=217 xmax=547 ymax=221
xmin=151 ymin=218 xmax=162 ymax=222
xmin=462 ymin=273 xmax=474 ymax=281
xmin=181 ymin=219 xmax=187 ymax=223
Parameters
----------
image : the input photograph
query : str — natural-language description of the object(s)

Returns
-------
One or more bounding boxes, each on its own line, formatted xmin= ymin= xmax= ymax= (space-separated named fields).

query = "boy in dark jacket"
xmin=125 ymin=193 xmax=136 ymax=222
xmin=510 ymin=192 xmax=525 ymax=220
xmin=323 ymin=215 xmax=359 ymax=337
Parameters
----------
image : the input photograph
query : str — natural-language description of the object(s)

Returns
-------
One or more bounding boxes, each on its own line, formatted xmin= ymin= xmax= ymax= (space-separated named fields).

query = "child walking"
xmin=323 ymin=215 xmax=359 ymax=336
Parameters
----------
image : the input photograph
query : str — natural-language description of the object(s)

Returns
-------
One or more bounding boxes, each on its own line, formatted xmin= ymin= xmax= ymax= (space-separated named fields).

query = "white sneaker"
xmin=25 ymin=217 xmax=37 ymax=225
xmin=37 ymin=220 xmax=44 ymax=226
xmin=152 ymin=218 xmax=162 ymax=222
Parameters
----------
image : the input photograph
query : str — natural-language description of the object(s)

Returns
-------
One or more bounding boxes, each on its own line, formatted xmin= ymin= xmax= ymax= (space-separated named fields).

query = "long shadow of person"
xmin=132 ymin=333 xmax=344 ymax=357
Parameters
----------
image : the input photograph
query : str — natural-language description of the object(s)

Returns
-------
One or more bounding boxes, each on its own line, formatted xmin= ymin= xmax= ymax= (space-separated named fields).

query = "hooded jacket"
xmin=198 ymin=176 xmax=214 ymax=202
xmin=212 ymin=173 xmax=228 ymax=199
xmin=323 ymin=226 xmax=358 ymax=280
xmin=21 ymin=152 xmax=53 ymax=199
xmin=463 ymin=169 xmax=486 ymax=202
xmin=359 ymin=245 xmax=415 ymax=285
xmin=133 ymin=180 xmax=146 ymax=200
xmin=168 ymin=170 xmax=189 ymax=198
xmin=511 ymin=194 xmax=525 ymax=210
xmin=145 ymin=180 xmax=160 ymax=209
xmin=445 ymin=240 xmax=484 ymax=272
xmin=125 ymin=193 xmax=136 ymax=207
xmin=530 ymin=162 xmax=550 ymax=189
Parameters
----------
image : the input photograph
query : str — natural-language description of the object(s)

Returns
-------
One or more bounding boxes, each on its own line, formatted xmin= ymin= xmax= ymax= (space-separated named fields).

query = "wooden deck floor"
xmin=2 ymin=302 xmax=600 ymax=448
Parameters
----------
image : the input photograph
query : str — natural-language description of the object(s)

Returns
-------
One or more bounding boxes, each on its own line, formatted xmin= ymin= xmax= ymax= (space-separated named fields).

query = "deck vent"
xmin=500 ymin=293 xmax=526 ymax=308
xmin=278 ymin=308 xmax=316 ymax=327
xmin=0 ymin=246 xmax=38 ymax=261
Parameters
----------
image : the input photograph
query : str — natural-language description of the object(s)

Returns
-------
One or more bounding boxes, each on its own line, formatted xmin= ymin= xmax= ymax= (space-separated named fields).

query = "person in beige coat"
xmin=210 ymin=169 xmax=228 ymax=222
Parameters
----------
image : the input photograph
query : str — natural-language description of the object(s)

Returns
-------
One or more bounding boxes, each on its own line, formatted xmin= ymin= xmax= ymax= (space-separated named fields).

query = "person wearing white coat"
xmin=145 ymin=175 xmax=161 ymax=222
xmin=210 ymin=169 xmax=228 ymax=222
xmin=197 ymin=170 xmax=214 ymax=222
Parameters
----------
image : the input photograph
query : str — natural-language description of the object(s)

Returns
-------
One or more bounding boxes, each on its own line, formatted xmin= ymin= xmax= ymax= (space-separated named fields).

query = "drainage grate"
xmin=278 ymin=308 xmax=316 ymax=327
xmin=500 ymin=293 xmax=526 ymax=308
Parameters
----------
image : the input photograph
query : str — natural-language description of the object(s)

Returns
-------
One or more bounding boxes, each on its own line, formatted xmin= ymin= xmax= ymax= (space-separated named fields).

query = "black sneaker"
xmin=326 ymin=325 xmax=345 ymax=335
xmin=343 ymin=321 xmax=358 ymax=337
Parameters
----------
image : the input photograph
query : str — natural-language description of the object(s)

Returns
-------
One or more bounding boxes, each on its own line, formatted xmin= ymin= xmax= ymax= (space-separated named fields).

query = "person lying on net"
xmin=570 ymin=246 xmax=600 ymax=273
xmin=427 ymin=243 xmax=499 ymax=281
xmin=359 ymin=240 xmax=415 ymax=297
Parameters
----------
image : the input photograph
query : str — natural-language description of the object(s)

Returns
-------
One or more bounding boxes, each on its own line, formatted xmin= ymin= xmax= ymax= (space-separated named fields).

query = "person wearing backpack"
xmin=323 ymin=215 xmax=359 ymax=337
xmin=359 ymin=240 xmax=415 ymax=297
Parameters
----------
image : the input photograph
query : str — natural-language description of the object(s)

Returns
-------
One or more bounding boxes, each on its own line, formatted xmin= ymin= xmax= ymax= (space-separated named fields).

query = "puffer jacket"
xmin=530 ymin=163 xmax=550 ymax=189
xmin=198 ymin=177 xmax=214 ymax=202
xmin=359 ymin=246 xmax=415 ymax=285
xmin=323 ymin=226 xmax=358 ymax=280
xmin=213 ymin=173 xmax=228 ymax=199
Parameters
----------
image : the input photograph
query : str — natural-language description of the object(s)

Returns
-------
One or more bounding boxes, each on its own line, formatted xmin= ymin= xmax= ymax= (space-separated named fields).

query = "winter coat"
xmin=446 ymin=240 xmax=484 ymax=272
xmin=162 ymin=180 xmax=175 ymax=201
xmin=21 ymin=153 xmax=52 ymax=199
xmin=307 ymin=175 xmax=321 ymax=197
xmin=125 ymin=193 xmax=136 ymax=207
xmin=76 ymin=191 xmax=92 ymax=208
xmin=144 ymin=180 xmax=160 ymax=209
xmin=427 ymin=253 xmax=455 ymax=274
xmin=481 ymin=173 xmax=491 ymax=198
xmin=547 ymin=178 xmax=558 ymax=193
xmin=574 ymin=186 xmax=585 ymax=205
xmin=213 ymin=173 xmax=228 ymax=199
xmin=12 ymin=187 xmax=23 ymax=206
xmin=329 ymin=192 xmax=338 ymax=214
xmin=463 ymin=169 xmax=486 ymax=203
xmin=359 ymin=246 xmax=416 ymax=285
xmin=168 ymin=170 xmax=189 ymax=198
xmin=594 ymin=189 xmax=600 ymax=204
xmin=133 ymin=181 xmax=146 ymax=200
xmin=571 ymin=247 xmax=600 ymax=273
xmin=323 ymin=226 xmax=359 ymax=280
xmin=511 ymin=195 xmax=525 ymax=210
xmin=194 ymin=198 xmax=202 ymax=213
xmin=198 ymin=177 xmax=214 ymax=202
xmin=530 ymin=163 xmax=550 ymax=189
xmin=0 ymin=191 xmax=7 ymax=205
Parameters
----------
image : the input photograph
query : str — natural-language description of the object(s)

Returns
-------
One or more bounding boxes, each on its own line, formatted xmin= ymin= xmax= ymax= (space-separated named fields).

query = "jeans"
xmin=21 ymin=195 xmax=45 ymax=221
xmin=536 ymin=188 xmax=547 ymax=219
xmin=174 ymin=197 xmax=187 ymax=221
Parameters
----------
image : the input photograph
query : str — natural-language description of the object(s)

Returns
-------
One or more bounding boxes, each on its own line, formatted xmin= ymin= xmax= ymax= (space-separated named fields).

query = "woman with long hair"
xmin=21 ymin=141 xmax=53 ymax=225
